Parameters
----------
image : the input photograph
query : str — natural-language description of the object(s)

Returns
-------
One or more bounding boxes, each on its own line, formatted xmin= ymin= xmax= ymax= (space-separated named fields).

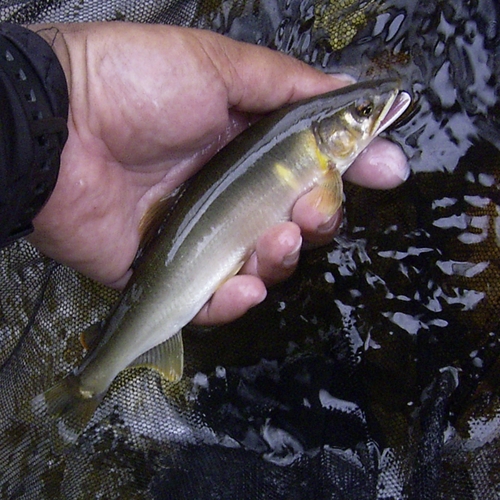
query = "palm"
xmin=30 ymin=25 xmax=255 ymax=288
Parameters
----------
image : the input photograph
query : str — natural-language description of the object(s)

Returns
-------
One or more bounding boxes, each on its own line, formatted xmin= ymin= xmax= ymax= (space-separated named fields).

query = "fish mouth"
xmin=372 ymin=90 xmax=412 ymax=136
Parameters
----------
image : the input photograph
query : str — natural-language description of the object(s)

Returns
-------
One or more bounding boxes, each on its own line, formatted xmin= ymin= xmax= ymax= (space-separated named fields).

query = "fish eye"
xmin=354 ymin=101 xmax=374 ymax=120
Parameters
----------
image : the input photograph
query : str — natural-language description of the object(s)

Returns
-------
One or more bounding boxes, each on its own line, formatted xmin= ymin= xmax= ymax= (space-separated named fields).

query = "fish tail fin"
xmin=32 ymin=373 xmax=104 ymax=442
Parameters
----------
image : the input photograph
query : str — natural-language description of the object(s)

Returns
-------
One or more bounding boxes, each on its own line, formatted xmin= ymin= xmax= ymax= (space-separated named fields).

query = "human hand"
xmin=28 ymin=22 xmax=408 ymax=325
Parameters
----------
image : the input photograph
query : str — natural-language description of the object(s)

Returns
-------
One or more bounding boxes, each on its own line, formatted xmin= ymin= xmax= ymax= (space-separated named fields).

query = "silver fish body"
xmin=38 ymin=79 xmax=411 ymax=432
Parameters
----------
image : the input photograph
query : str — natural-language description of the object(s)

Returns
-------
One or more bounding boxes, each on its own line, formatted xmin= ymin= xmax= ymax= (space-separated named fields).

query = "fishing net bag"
xmin=1 ymin=1 xmax=500 ymax=498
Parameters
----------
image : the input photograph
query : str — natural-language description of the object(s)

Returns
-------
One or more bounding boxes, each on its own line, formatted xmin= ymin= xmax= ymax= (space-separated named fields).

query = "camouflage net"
xmin=0 ymin=0 xmax=499 ymax=498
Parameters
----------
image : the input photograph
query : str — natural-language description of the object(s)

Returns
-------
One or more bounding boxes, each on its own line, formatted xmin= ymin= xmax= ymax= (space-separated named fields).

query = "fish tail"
xmin=32 ymin=373 xmax=104 ymax=442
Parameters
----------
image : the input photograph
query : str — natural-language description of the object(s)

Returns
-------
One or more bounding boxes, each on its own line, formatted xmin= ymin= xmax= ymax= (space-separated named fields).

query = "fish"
xmin=35 ymin=79 xmax=411 ymax=436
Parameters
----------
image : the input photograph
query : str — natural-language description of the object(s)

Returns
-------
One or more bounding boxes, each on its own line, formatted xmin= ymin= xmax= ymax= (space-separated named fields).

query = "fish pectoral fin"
xmin=312 ymin=167 xmax=344 ymax=217
xmin=129 ymin=330 xmax=184 ymax=382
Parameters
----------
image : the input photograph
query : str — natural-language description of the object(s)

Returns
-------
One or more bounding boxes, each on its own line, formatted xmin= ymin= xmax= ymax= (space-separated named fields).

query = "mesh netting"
xmin=1 ymin=0 xmax=499 ymax=498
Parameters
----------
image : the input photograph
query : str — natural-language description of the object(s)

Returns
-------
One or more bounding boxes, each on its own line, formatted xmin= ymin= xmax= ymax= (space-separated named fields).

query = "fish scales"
xmin=97 ymin=130 xmax=327 ymax=370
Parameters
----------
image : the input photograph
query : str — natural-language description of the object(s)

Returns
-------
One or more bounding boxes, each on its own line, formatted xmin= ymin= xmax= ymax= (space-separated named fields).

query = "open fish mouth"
xmin=375 ymin=90 xmax=412 ymax=135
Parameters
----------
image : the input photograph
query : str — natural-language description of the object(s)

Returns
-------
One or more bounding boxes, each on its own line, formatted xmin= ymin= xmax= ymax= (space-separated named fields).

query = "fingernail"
xmin=393 ymin=158 xmax=411 ymax=181
xmin=383 ymin=149 xmax=410 ymax=182
xmin=240 ymin=282 xmax=267 ymax=305
xmin=331 ymin=73 xmax=357 ymax=85
xmin=282 ymin=236 xmax=302 ymax=268
xmin=318 ymin=211 xmax=341 ymax=234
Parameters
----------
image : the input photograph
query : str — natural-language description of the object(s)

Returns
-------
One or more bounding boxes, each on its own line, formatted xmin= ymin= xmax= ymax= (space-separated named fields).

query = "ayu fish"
xmin=36 ymin=79 xmax=411 ymax=433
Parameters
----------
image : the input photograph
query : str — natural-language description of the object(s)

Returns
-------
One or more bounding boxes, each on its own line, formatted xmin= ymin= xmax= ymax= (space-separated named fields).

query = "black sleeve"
xmin=0 ymin=23 xmax=69 ymax=248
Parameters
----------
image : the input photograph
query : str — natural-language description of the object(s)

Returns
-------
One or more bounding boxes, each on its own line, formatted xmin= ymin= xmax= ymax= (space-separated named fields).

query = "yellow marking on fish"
xmin=274 ymin=162 xmax=301 ymax=190
xmin=301 ymin=129 xmax=331 ymax=173
xmin=314 ymin=142 xmax=331 ymax=173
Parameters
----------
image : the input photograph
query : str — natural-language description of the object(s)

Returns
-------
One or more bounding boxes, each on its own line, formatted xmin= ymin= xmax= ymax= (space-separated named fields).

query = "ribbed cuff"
xmin=0 ymin=23 xmax=69 ymax=247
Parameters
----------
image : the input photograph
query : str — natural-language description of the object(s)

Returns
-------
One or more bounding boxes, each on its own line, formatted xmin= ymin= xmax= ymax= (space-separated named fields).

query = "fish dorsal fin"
xmin=128 ymin=331 xmax=184 ymax=382
xmin=137 ymin=185 xmax=187 ymax=255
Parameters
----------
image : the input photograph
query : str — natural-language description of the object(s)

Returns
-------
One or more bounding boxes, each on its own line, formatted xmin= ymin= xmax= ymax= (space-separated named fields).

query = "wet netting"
xmin=1 ymin=0 xmax=500 ymax=498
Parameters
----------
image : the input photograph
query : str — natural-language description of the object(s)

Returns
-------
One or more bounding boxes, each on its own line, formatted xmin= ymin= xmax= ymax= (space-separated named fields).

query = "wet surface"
xmin=1 ymin=0 xmax=500 ymax=498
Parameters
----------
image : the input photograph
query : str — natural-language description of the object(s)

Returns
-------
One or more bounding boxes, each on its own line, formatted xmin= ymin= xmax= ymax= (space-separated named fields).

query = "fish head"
xmin=313 ymin=81 xmax=411 ymax=175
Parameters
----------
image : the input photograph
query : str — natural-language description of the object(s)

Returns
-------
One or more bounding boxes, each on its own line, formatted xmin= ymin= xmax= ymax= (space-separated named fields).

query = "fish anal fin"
xmin=311 ymin=167 xmax=344 ymax=217
xmin=129 ymin=331 xmax=184 ymax=382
